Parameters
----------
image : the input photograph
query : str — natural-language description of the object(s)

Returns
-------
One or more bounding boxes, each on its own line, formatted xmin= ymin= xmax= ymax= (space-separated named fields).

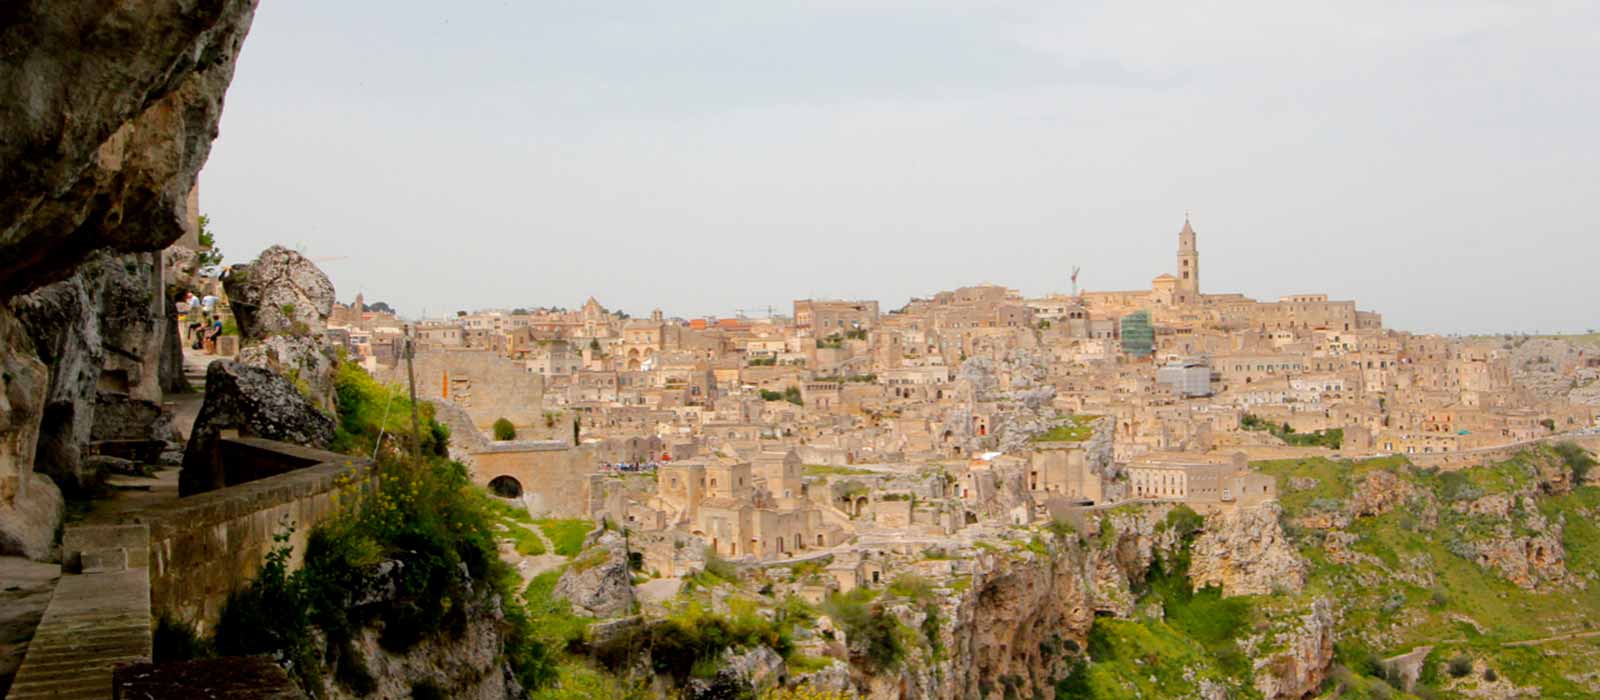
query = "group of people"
xmin=179 ymin=290 xmax=226 ymax=354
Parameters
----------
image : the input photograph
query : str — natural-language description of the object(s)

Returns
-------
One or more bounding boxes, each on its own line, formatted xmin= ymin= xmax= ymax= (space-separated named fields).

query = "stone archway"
xmin=487 ymin=475 xmax=523 ymax=498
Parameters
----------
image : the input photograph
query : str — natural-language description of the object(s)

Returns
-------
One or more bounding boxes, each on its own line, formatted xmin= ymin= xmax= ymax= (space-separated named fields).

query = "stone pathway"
xmin=7 ymin=524 xmax=151 ymax=700
xmin=499 ymin=497 xmax=569 ymax=590
xmin=0 ymin=557 xmax=61 ymax=697
xmin=1502 ymin=630 xmax=1600 ymax=647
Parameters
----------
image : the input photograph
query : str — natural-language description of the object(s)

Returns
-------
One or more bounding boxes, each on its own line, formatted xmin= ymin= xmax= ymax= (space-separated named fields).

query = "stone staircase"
xmin=6 ymin=525 xmax=152 ymax=699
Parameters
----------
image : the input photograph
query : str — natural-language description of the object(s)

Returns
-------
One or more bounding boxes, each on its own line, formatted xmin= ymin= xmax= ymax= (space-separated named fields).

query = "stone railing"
xmin=11 ymin=439 xmax=370 ymax=699
xmin=130 ymin=442 xmax=371 ymax=631
xmin=1405 ymin=433 xmax=1600 ymax=471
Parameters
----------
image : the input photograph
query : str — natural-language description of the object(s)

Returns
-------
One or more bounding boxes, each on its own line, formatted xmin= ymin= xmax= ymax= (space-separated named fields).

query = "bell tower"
xmin=1176 ymin=213 xmax=1199 ymax=302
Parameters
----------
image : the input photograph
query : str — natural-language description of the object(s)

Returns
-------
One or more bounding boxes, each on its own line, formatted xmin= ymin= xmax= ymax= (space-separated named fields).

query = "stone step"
xmin=9 ymin=565 xmax=152 ymax=700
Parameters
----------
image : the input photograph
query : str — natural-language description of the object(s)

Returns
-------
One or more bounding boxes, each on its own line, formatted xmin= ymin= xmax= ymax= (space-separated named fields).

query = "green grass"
xmin=1248 ymin=448 xmax=1600 ymax=698
xmin=522 ymin=568 xmax=592 ymax=653
xmin=1055 ymin=618 xmax=1235 ymax=699
xmin=802 ymin=464 xmax=875 ymax=476
xmin=1031 ymin=414 xmax=1098 ymax=443
xmin=787 ymin=653 xmax=834 ymax=674
xmin=536 ymin=519 xmax=593 ymax=557
xmin=502 ymin=523 xmax=548 ymax=556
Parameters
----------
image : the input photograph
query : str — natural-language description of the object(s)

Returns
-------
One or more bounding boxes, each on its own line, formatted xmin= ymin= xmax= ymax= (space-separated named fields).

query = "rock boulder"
xmin=0 ymin=0 xmax=259 ymax=297
xmin=237 ymin=334 xmax=340 ymax=414
xmin=552 ymin=530 xmax=636 ymax=618
xmin=1189 ymin=502 xmax=1307 ymax=596
xmin=180 ymin=361 xmax=334 ymax=496
xmin=222 ymin=246 xmax=336 ymax=339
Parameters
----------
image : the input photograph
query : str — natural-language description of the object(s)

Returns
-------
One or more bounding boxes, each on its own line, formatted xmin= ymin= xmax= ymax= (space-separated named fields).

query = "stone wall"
xmin=380 ymin=349 xmax=545 ymax=431
xmin=1408 ymin=434 xmax=1600 ymax=471
xmin=118 ymin=445 xmax=371 ymax=631
xmin=470 ymin=442 xmax=599 ymax=517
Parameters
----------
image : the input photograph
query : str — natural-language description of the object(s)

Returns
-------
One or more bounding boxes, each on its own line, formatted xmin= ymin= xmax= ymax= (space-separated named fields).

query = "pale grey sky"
xmin=202 ymin=1 xmax=1598 ymax=334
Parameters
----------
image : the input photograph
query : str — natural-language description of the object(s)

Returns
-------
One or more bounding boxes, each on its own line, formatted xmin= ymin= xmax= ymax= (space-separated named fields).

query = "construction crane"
xmin=733 ymin=305 xmax=778 ymax=319
xmin=1070 ymin=266 xmax=1081 ymax=297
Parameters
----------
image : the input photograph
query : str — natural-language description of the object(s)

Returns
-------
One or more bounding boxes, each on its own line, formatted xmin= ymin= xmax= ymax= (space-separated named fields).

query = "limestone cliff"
xmin=1247 ymin=598 xmax=1336 ymax=700
xmin=1189 ymin=502 xmax=1308 ymax=597
xmin=0 ymin=0 xmax=258 ymax=296
xmin=0 ymin=0 xmax=259 ymax=560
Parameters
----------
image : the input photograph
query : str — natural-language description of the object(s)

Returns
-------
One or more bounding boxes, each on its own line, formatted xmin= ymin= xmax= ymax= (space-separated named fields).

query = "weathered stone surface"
xmin=1250 ymin=598 xmax=1335 ymax=700
xmin=323 ymin=586 xmax=521 ymax=700
xmin=180 ymin=361 xmax=334 ymax=496
xmin=9 ymin=251 xmax=173 ymax=491
xmin=115 ymin=656 xmax=307 ymax=699
xmin=92 ymin=393 xmax=177 ymax=444
xmin=1189 ymin=502 xmax=1307 ymax=597
xmin=0 ymin=0 xmax=259 ymax=297
xmin=10 ymin=269 xmax=105 ymax=490
xmin=0 ymin=474 xmax=61 ymax=561
xmin=1347 ymin=469 xmax=1414 ymax=518
xmin=222 ymin=246 xmax=336 ymax=340
xmin=1472 ymin=529 xmax=1567 ymax=590
xmin=237 ymin=333 xmax=340 ymax=414
xmin=0 ymin=309 xmax=52 ymax=560
xmin=553 ymin=530 xmax=636 ymax=618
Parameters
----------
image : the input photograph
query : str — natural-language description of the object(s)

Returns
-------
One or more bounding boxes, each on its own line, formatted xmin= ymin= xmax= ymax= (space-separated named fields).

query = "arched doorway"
xmin=487 ymin=475 xmax=523 ymax=498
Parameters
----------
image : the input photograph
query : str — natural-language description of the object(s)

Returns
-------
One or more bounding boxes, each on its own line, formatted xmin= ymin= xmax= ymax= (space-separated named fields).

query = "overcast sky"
xmin=202 ymin=1 xmax=1598 ymax=334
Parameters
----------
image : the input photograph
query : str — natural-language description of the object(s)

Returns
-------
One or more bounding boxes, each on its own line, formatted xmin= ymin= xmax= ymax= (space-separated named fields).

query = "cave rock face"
xmin=222 ymin=246 xmax=336 ymax=340
xmin=180 ymin=361 xmax=334 ymax=496
xmin=0 ymin=0 xmax=259 ymax=297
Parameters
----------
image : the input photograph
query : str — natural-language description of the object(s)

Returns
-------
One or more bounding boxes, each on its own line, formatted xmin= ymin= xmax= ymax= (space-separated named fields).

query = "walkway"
xmin=7 ymin=525 xmax=151 ymax=699
xmin=0 ymin=557 xmax=60 ymax=697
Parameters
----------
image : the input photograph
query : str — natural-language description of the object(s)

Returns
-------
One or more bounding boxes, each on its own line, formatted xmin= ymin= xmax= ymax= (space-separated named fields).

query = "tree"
xmin=196 ymin=215 xmax=224 ymax=277
xmin=493 ymin=418 xmax=516 ymax=441
xmin=366 ymin=301 xmax=395 ymax=314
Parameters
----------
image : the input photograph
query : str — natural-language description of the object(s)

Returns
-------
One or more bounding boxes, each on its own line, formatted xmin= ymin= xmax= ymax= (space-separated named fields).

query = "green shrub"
xmin=704 ymin=548 xmax=739 ymax=581
xmin=823 ymin=590 xmax=903 ymax=671
xmin=213 ymin=528 xmax=319 ymax=689
xmin=1447 ymin=654 xmax=1473 ymax=677
xmin=1554 ymin=441 xmax=1595 ymax=482
xmin=153 ymin=616 xmax=210 ymax=663
xmin=887 ymin=574 xmax=935 ymax=602
xmin=537 ymin=519 xmax=593 ymax=557
xmin=329 ymin=361 xmax=449 ymax=457
xmin=493 ymin=418 xmax=517 ymax=441
xmin=1162 ymin=505 xmax=1205 ymax=540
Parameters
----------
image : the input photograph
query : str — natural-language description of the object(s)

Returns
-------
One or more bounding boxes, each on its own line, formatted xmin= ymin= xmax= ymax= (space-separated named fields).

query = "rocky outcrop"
xmin=180 ymin=361 xmax=334 ymax=496
xmin=946 ymin=348 xmax=1061 ymax=454
xmin=553 ymin=530 xmax=636 ymax=618
xmin=320 ymin=563 xmax=523 ymax=700
xmin=11 ymin=252 xmax=179 ymax=490
xmin=10 ymin=268 xmax=106 ymax=490
xmin=1471 ymin=528 xmax=1566 ymax=591
xmin=0 ymin=309 xmax=54 ymax=559
xmin=222 ymin=246 xmax=336 ymax=339
xmin=1250 ymin=598 xmax=1335 ymax=700
xmin=1348 ymin=469 xmax=1415 ymax=517
xmin=223 ymin=246 xmax=340 ymax=412
xmin=1189 ymin=503 xmax=1307 ymax=596
xmin=237 ymin=334 xmax=340 ymax=414
xmin=0 ymin=1 xmax=258 ymax=297
xmin=942 ymin=544 xmax=1095 ymax=700
xmin=0 ymin=473 xmax=62 ymax=561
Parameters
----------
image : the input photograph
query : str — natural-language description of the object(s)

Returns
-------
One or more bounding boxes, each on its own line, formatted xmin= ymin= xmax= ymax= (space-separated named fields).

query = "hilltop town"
xmin=4 ymin=6 xmax=1600 ymax=700
xmin=331 ymin=216 xmax=1597 ymax=529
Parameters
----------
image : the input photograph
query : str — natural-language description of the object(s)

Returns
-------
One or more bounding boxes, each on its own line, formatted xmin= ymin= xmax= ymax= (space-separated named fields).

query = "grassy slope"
xmin=1253 ymin=447 xmax=1600 ymax=699
xmin=1060 ymin=446 xmax=1600 ymax=700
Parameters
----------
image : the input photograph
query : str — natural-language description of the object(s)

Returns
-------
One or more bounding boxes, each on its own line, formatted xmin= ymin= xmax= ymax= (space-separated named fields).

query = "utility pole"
xmin=404 ymin=323 xmax=422 ymax=457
